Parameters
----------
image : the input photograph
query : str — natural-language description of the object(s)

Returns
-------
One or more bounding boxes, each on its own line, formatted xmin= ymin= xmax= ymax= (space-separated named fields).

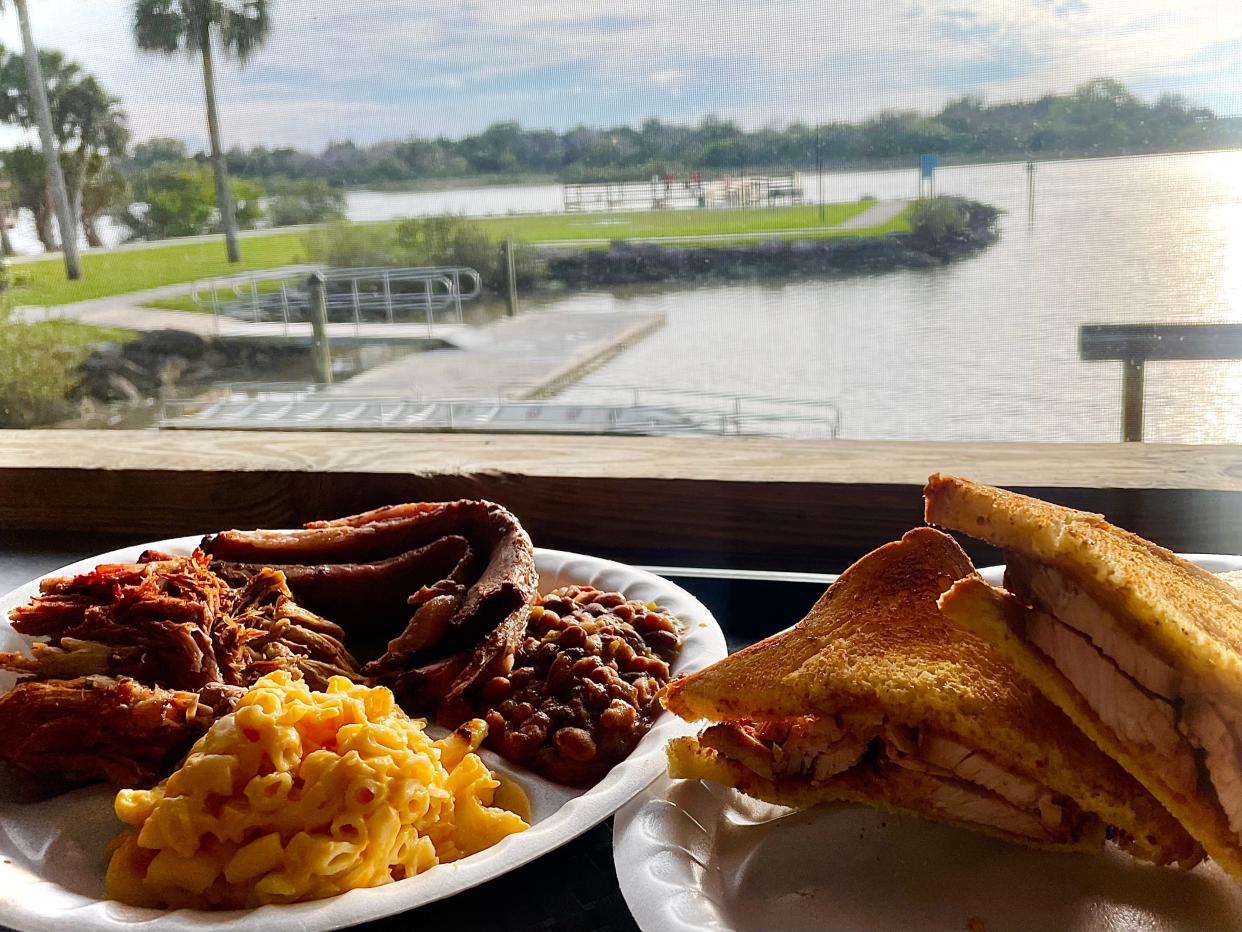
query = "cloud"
xmin=650 ymin=69 xmax=687 ymax=88
xmin=0 ymin=0 xmax=1236 ymax=150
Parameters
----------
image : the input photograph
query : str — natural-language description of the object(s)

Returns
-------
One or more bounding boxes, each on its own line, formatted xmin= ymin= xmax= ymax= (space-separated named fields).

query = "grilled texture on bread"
xmin=663 ymin=528 xmax=1201 ymax=866
xmin=923 ymin=473 xmax=1242 ymax=702
xmin=939 ymin=576 xmax=1241 ymax=880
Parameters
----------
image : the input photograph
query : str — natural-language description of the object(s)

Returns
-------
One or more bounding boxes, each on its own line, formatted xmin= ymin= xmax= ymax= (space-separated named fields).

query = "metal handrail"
xmin=160 ymin=389 xmax=842 ymax=438
xmin=496 ymin=381 xmax=842 ymax=435
xmin=192 ymin=265 xmax=482 ymax=334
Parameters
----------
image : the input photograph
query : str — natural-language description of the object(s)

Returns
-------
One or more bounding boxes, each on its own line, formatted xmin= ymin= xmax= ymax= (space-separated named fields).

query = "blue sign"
xmin=919 ymin=154 xmax=938 ymax=178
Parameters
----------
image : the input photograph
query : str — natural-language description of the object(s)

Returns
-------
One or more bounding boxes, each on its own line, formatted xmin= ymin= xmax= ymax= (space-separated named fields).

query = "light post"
xmin=816 ymin=125 xmax=824 ymax=223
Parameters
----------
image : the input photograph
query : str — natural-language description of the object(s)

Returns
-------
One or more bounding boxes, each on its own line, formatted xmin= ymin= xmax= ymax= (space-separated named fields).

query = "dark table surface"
xmin=0 ymin=530 xmax=832 ymax=932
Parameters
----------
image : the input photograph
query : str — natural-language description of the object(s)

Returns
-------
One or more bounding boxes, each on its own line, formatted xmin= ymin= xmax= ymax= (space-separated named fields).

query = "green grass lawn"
xmin=10 ymin=233 xmax=311 ymax=307
xmin=1 ymin=319 xmax=135 ymax=346
xmin=13 ymin=199 xmax=906 ymax=310
xmin=473 ymin=201 xmax=873 ymax=242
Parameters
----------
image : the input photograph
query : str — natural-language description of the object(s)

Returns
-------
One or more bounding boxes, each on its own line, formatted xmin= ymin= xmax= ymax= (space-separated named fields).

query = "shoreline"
xmin=540 ymin=199 xmax=999 ymax=289
xmin=8 ymin=146 xmax=1238 ymax=266
xmin=334 ymin=144 xmax=1242 ymax=193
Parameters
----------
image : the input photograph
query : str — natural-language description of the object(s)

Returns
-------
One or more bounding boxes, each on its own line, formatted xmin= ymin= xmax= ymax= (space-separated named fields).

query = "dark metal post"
xmin=307 ymin=272 xmax=333 ymax=384
xmin=1121 ymin=359 xmax=1144 ymax=442
xmin=1026 ymin=160 xmax=1036 ymax=220
xmin=503 ymin=240 xmax=519 ymax=318
xmin=424 ymin=277 xmax=434 ymax=337
xmin=351 ymin=278 xmax=361 ymax=337
xmin=816 ymin=126 xmax=824 ymax=223
xmin=209 ymin=278 xmax=220 ymax=336
xmin=279 ymin=281 xmax=290 ymax=336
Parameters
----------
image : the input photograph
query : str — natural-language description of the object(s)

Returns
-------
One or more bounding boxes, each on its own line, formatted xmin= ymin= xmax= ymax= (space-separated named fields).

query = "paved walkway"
xmin=9 ymin=201 xmax=914 ymax=263
xmin=6 ymin=266 xmax=476 ymax=344
xmin=836 ymin=199 xmax=909 ymax=229
xmin=15 ymin=299 xmax=474 ymax=345
xmin=9 ymin=266 xmax=655 ymax=372
xmin=532 ymin=199 xmax=909 ymax=248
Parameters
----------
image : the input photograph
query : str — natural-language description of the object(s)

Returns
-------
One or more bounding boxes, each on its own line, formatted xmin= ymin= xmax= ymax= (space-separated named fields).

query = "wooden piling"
xmin=503 ymin=240 xmax=519 ymax=318
xmin=307 ymin=271 xmax=333 ymax=384
xmin=1121 ymin=360 xmax=1144 ymax=443
xmin=1079 ymin=323 xmax=1242 ymax=442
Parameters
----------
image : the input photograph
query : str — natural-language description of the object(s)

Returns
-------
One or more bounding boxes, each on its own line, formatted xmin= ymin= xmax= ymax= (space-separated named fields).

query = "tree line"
xmin=210 ymin=79 xmax=1240 ymax=187
xmin=2 ymin=10 xmax=1238 ymax=261
xmin=1 ymin=0 xmax=1238 ymax=283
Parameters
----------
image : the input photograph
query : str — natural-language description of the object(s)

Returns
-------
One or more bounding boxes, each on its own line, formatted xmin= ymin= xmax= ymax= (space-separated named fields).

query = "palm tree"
xmin=0 ymin=50 xmax=129 ymax=247
xmin=2 ymin=0 xmax=80 ymax=278
xmin=132 ymin=1 xmax=270 ymax=263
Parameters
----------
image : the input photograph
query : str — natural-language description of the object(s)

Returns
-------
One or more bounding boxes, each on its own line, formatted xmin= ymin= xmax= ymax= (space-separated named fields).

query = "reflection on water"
xmin=551 ymin=150 xmax=1242 ymax=443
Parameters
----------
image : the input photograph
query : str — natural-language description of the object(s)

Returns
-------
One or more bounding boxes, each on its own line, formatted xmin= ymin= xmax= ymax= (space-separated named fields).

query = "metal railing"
xmin=160 ymin=382 xmax=842 ymax=439
xmin=520 ymin=384 xmax=842 ymax=437
xmin=191 ymin=266 xmax=483 ymax=336
xmin=562 ymin=173 xmax=803 ymax=213
xmin=160 ymin=395 xmax=711 ymax=436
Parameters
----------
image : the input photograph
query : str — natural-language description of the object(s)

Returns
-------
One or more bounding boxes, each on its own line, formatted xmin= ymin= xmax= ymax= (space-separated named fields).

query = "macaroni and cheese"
xmin=105 ymin=671 xmax=528 ymax=909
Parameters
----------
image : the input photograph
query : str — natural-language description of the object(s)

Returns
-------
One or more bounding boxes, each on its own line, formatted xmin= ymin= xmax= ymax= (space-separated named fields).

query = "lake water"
xmin=545 ymin=151 xmax=1242 ymax=444
xmin=336 ymin=151 xmax=1242 ymax=443
xmin=15 ymin=150 xmax=1241 ymax=443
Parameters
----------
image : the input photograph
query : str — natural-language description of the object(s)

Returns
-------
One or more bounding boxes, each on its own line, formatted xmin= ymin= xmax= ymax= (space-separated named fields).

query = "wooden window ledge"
xmin=1 ymin=431 xmax=1239 ymax=572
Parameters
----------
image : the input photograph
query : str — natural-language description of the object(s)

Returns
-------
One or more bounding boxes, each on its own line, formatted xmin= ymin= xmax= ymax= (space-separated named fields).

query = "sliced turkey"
xmin=1181 ymin=699 xmax=1242 ymax=839
xmin=1023 ymin=611 xmax=1199 ymax=797
xmin=923 ymin=779 xmax=1050 ymax=841
xmin=1006 ymin=556 xmax=1180 ymax=700
xmin=696 ymin=715 xmax=1072 ymax=841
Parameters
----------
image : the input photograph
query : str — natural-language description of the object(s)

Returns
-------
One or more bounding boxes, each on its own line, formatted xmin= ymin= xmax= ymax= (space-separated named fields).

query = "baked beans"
xmin=477 ymin=585 xmax=683 ymax=786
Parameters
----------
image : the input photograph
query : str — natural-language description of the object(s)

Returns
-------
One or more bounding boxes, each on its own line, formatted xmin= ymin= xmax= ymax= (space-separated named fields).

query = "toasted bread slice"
xmin=940 ymin=576 xmax=1241 ymax=880
xmin=923 ymin=474 xmax=1242 ymax=703
xmin=663 ymin=528 xmax=1201 ymax=866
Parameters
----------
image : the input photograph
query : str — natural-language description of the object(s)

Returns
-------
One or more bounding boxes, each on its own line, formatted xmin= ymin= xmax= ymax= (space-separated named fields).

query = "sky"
xmin=0 ymin=0 xmax=1239 ymax=151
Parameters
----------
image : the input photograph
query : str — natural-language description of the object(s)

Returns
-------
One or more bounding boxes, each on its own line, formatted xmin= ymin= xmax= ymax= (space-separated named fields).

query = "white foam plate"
xmin=614 ymin=555 xmax=1242 ymax=932
xmin=0 ymin=540 xmax=728 ymax=931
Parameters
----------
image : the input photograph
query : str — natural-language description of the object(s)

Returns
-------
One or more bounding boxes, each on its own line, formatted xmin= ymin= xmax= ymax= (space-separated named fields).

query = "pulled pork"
xmin=0 ymin=676 xmax=229 ymax=787
xmin=0 ymin=551 xmax=358 ymax=786
xmin=1 ymin=501 xmax=552 ymax=788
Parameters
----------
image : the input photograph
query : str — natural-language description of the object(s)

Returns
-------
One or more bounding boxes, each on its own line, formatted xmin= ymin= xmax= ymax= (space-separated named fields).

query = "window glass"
xmin=1 ymin=1 xmax=1238 ymax=442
